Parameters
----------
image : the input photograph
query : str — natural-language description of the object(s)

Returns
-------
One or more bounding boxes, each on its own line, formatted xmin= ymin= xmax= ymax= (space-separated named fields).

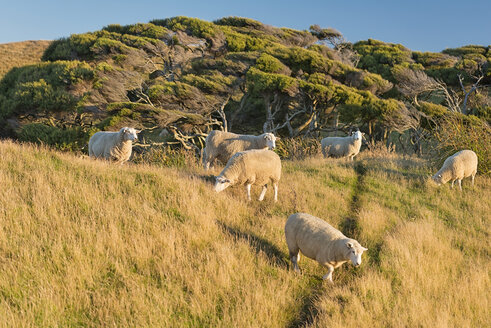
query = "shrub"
xmin=17 ymin=123 xmax=95 ymax=151
xmin=274 ymin=137 xmax=321 ymax=160
xmin=432 ymin=114 xmax=490 ymax=174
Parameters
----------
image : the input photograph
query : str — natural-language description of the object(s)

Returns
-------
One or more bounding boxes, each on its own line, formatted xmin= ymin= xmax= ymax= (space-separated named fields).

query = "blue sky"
xmin=1 ymin=0 xmax=489 ymax=52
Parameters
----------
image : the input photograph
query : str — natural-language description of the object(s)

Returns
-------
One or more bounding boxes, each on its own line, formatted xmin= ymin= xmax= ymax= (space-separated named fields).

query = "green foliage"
xmin=442 ymin=45 xmax=489 ymax=57
xmin=103 ymin=23 xmax=169 ymax=39
xmin=432 ymin=114 xmax=491 ymax=174
xmin=255 ymin=53 xmax=290 ymax=74
xmin=0 ymin=61 xmax=94 ymax=119
xmin=147 ymin=81 xmax=196 ymax=101
xmin=412 ymin=51 xmax=458 ymax=69
xmin=151 ymin=16 xmax=218 ymax=40
xmin=246 ymin=67 xmax=298 ymax=96
xmin=219 ymin=26 xmax=267 ymax=52
xmin=214 ymin=17 xmax=264 ymax=29
xmin=354 ymin=39 xmax=413 ymax=81
xmin=17 ymin=123 xmax=95 ymax=151
xmin=274 ymin=137 xmax=321 ymax=160
xmin=181 ymin=74 xmax=229 ymax=94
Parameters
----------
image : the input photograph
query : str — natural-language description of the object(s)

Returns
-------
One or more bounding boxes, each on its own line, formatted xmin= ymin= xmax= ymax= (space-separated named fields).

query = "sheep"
xmin=214 ymin=149 xmax=281 ymax=202
xmin=203 ymin=130 xmax=278 ymax=170
xmin=285 ymin=212 xmax=368 ymax=283
xmin=88 ymin=127 xmax=139 ymax=164
xmin=432 ymin=149 xmax=478 ymax=191
xmin=321 ymin=130 xmax=363 ymax=161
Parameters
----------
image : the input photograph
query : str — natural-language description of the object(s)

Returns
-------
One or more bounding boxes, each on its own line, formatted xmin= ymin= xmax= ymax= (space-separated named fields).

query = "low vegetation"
xmin=0 ymin=40 xmax=51 ymax=78
xmin=0 ymin=140 xmax=489 ymax=327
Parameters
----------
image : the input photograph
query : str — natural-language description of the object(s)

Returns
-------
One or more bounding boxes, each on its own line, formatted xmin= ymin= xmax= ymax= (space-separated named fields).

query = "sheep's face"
xmin=214 ymin=176 xmax=232 ymax=192
xmin=121 ymin=127 xmax=139 ymax=142
xmin=432 ymin=173 xmax=443 ymax=185
xmin=263 ymin=133 xmax=277 ymax=149
xmin=352 ymin=131 xmax=363 ymax=141
xmin=346 ymin=241 xmax=368 ymax=267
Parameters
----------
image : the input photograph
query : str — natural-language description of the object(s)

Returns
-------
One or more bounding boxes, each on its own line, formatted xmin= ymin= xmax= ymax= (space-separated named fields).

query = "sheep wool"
xmin=88 ymin=127 xmax=139 ymax=164
xmin=321 ymin=131 xmax=363 ymax=161
xmin=285 ymin=213 xmax=367 ymax=283
xmin=432 ymin=149 xmax=478 ymax=191
xmin=214 ymin=149 xmax=281 ymax=202
xmin=203 ymin=130 xmax=277 ymax=170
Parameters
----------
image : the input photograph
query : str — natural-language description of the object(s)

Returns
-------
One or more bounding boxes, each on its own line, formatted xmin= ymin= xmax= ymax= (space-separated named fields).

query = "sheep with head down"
xmin=214 ymin=149 xmax=281 ymax=202
xmin=432 ymin=149 xmax=478 ymax=191
xmin=321 ymin=130 xmax=364 ymax=161
xmin=285 ymin=212 xmax=367 ymax=283
xmin=88 ymin=127 xmax=139 ymax=164
xmin=203 ymin=130 xmax=278 ymax=170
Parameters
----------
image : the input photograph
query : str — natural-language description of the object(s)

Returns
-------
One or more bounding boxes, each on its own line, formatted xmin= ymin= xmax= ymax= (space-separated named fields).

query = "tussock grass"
xmin=0 ymin=41 xmax=51 ymax=78
xmin=0 ymin=140 xmax=489 ymax=327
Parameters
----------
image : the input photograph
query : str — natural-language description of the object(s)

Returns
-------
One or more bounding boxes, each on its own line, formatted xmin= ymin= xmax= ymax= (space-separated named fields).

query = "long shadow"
xmin=287 ymin=278 xmax=326 ymax=328
xmin=340 ymin=161 xmax=366 ymax=239
xmin=215 ymin=220 xmax=289 ymax=268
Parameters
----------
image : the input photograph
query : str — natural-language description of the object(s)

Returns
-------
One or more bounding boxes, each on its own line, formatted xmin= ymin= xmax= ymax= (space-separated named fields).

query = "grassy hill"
xmin=0 ymin=40 xmax=51 ymax=78
xmin=0 ymin=140 xmax=489 ymax=327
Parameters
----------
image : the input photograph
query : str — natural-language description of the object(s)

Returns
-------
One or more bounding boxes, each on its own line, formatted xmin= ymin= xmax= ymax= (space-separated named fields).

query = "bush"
xmin=17 ymin=123 xmax=94 ymax=151
xmin=432 ymin=114 xmax=491 ymax=174
xmin=275 ymin=137 xmax=321 ymax=160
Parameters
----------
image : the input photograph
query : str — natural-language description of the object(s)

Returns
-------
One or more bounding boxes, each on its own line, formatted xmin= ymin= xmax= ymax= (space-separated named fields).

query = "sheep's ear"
xmin=362 ymin=246 xmax=368 ymax=251
xmin=275 ymin=136 xmax=280 ymax=140
xmin=346 ymin=242 xmax=354 ymax=249
xmin=136 ymin=130 xmax=142 ymax=134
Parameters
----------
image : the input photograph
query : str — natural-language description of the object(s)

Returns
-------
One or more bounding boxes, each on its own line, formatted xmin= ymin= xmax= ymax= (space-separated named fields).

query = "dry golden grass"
xmin=0 ymin=140 xmax=489 ymax=327
xmin=0 ymin=40 xmax=51 ymax=78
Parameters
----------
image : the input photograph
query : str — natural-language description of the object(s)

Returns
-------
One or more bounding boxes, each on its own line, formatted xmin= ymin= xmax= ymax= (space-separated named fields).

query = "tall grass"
xmin=0 ymin=140 xmax=489 ymax=327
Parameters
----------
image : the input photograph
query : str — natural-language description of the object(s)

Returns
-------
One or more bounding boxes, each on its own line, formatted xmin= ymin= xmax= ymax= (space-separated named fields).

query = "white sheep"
xmin=432 ymin=149 xmax=478 ymax=191
xmin=285 ymin=212 xmax=368 ymax=283
xmin=203 ymin=130 xmax=278 ymax=170
xmin=321 ymin=130 xmax=363 ymax=161
xmin=88 ymin=127 xmax=139 ymax=164
xmin=214 ymin=149 xmax=281 ymax=202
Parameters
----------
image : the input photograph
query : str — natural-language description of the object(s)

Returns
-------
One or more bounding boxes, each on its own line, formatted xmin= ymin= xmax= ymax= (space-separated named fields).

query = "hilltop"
xmin=0 ymin=17 xmax=489 ymax=173
xmin=0 ymin=140 xmax=489 ymax=326
xmin=0 ymin=40 xmax=51 ymax=78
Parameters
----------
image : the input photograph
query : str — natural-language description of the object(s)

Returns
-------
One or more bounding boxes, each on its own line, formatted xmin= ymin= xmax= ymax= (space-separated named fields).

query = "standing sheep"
xmin=285 ymin=213 xmax=368 ymax=283
xmin=88 ymin=127 xmax=139 ymax=164
xmin=321 ymin=130 xmax=363 ymax=161
xmin=203 ymin=130 xmax=278 ymax=170
xmin=214 ymin=149 xmax=281 ymax=202
xmin=432 ymin=149 xmax=478 ymax=191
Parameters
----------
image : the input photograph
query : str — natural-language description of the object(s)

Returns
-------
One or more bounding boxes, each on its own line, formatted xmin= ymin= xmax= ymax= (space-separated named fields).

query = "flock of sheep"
xmin=87 ymin=127 xmax=479 ymax=282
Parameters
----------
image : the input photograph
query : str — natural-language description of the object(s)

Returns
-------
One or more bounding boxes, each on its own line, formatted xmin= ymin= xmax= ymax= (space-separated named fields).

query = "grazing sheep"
xmin=285 ymin=213 xmax=368 ymax=283
xmin=432 ymin=149 xmax=478 ymax=191
xmin=88 ymin=127 xmax=139 ymax=164
xmin=203 ymin=130 xmax=278 ymax=170
xmin=321 ymin=130 xmax=363 ymax=161
xmin=214 ymin=149 xmax=281 ymax=202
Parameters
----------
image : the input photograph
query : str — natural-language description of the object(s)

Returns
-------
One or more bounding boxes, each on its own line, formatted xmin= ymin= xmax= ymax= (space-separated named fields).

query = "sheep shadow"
xmin=215 ymin=220 xmax=289 ymax=269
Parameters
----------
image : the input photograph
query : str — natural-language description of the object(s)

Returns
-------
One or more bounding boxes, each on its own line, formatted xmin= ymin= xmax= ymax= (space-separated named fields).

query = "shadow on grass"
xmin=215 ymin=220 xmax=289 ymax=269
xmin=287 ymin=276 xmax=326 ymax=328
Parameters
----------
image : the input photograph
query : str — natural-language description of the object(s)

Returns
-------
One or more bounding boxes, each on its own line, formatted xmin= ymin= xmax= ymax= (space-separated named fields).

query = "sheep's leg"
xmin=322 ymin=265 xmax=334 ymax=283
xmin=273 ymin=183 xmax=278 ymax=202
xmin=258 ymin=185 xmax=267 ymax=201
xmin=246 ymin=184 xmax=252 ymax=201
xmin=457 ymin=179 xmax=462 ymax=191
xmin=289 ymin=250 xmax=301 ymax=273
xmin=472 ymin=172 xmax=476 ymax=186
xmin=451 ymin=180 xmax=455 ymax=188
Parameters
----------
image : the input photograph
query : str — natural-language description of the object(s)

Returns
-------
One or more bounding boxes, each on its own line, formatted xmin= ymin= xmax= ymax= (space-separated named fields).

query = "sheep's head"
xmin=121 ymin=127 xmax=139 ymax=142
xmin=352 ymin=131 xmax=363 ymax=141
xmin=345 ymin=240 xmax=368 ymax=267
xmin=432 ymin=173 xmax=444 ymax=185
xmin=214 ymin=176 xmax=232 ymax=192
xmin=262 ymin=133 xmax=278 ymax=150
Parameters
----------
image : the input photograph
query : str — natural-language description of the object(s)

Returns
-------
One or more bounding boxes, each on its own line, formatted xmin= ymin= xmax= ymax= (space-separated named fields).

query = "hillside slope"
xmin=0 ymin=140 xmax=489 ymax=327
xmin=0 ymin=40 xmax=51 ymax=78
